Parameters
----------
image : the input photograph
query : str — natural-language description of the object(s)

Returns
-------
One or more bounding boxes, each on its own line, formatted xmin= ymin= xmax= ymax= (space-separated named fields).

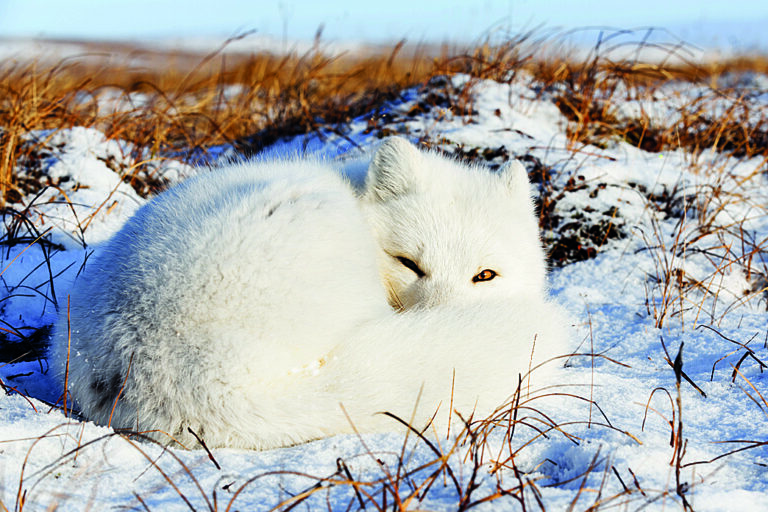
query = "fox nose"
xmin=411 ymin=279 xmax=459 ymax=309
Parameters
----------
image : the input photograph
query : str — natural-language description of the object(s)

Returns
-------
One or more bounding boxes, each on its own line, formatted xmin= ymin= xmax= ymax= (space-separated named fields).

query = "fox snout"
xmin=398 ymin=278 xmax=463 ymax=310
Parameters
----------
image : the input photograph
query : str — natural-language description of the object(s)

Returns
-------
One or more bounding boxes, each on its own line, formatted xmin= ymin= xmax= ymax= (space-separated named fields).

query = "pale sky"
xmin=0 ymin=0 xmax=766 ymax=49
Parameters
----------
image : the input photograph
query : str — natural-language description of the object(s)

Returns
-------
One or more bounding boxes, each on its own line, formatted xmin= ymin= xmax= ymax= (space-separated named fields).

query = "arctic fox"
xmin=51 ymin=138 xmax=566 ymax=450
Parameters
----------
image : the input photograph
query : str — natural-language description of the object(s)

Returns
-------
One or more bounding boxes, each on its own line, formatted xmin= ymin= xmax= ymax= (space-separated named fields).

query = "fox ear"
xmin=365 ymin=137 xmax=422 ymax=201
xmin=499 ymin=159 xmax=532 ymax=201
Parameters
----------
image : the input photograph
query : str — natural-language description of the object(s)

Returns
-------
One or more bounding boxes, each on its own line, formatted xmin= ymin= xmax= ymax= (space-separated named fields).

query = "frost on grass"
xmin=0 ymin=46 xmax=767 ymax=511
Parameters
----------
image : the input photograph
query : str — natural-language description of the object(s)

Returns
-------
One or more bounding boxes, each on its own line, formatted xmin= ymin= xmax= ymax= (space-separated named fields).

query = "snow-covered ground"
xmin=1 ymin=66 xmax=767 ymax=510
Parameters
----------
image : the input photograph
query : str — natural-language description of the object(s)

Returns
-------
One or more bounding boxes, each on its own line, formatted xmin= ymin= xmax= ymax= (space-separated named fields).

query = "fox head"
xmin=362 ymin=137 xmax=547 ymax=310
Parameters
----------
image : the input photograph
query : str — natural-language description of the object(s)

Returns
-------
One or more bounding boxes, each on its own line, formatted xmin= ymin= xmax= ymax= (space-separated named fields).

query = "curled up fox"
xmin=51 ymin=137 xmax=568 ymax=450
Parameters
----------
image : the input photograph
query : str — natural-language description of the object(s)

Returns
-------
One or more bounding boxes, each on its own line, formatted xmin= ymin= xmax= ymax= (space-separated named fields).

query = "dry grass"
xmin=0 ymin=35 xmax=446 ymax=202
xmin=1 ymin=359 xmax=659 ymax=511
xmin=4 ymin=355 xmax=748 ymax=511
xmin=3 ymin=31 xmax=768 ymax=204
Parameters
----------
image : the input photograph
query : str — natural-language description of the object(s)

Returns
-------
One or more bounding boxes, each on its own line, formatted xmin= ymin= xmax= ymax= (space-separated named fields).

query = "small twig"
xmin=186 ymin=427 xmax=221 ymax=470
xmin=337 ymin=458 xmax=365 ymax=510
xmin=107 ymin=352 xmax=134 ymax=428
xmin=660 ymin=337 xmax=707 ymax=397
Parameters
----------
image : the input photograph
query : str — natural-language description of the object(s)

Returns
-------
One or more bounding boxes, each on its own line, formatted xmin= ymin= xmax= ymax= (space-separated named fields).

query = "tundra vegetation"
xmin=0 ymin=30 xmax=767 ymax=510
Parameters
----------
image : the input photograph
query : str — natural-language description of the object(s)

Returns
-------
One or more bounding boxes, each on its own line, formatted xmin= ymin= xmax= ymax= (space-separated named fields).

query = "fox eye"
xmin=396 ymin=256 xmax=425 ymax=278
xmin=472 ymin=269 xmax=497 ymax=283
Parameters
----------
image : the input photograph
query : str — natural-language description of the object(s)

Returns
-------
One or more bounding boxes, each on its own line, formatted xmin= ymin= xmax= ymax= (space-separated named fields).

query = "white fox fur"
xmin=51 ymin=138 xmax=567 ymax=450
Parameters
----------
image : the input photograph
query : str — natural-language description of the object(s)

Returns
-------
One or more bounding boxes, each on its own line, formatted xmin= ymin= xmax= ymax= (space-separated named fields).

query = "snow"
xmin=1 ymin=64 xmax=767 ymax=510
